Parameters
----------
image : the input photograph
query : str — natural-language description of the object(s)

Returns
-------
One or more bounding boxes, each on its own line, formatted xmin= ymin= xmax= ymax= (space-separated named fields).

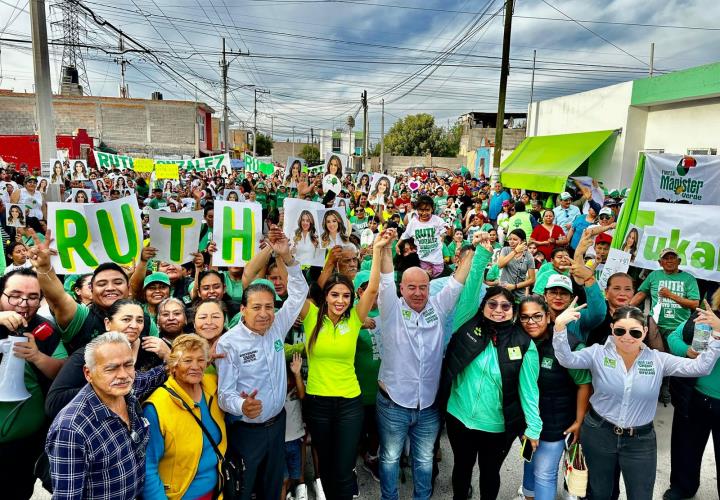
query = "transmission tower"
xmin=52 ymin=0 xmax=91 ymax=95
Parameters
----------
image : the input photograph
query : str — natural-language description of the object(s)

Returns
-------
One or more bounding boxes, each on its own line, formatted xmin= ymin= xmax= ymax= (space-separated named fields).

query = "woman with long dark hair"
xmin=292 ymin=209 xmax=321 ymax=263
xmin=517 ymin=295 xmax=591 ymax=500
xmin=440 ymin=286 xmax=541 ymax=499
xmin=297 ymin=231 xmax=389 ymax=499
xmin=320 ymin=209 xmax=350 ymax=249
xmin=553 ymin=303 xmax=720 ymax=500
xmin=622 ymin=227 xmax=639 ymax=262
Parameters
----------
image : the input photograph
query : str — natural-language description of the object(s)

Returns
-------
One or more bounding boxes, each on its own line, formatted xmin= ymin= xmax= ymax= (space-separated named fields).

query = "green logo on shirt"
xmin=603 ymin=357 xmax=616 ymax=369
xmin=541 ymin=357 xmax=553 ymax=369
xmin=274 ymin=339 xmax=283 ymax=352
xmin=402 ymin=310 xmax=412 ymax=320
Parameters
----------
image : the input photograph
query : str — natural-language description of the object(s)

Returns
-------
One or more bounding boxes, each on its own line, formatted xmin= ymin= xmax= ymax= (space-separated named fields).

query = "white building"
xmin=501 ymin=61 xmax=720 ymax=191
xmin=318 ymin=129 xmax=365 ymax=171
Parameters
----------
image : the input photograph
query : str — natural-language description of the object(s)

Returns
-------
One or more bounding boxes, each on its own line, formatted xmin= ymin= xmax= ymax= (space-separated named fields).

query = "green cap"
xmin=353 ymin=270 xmax=371 ymax=290
xmin=63 ymin=274 xmax=82 ymax=299
xmin=251 ymin=278 xmax=281 ymax=300
xmin=144 ymin=272 xmax=171 ymax=288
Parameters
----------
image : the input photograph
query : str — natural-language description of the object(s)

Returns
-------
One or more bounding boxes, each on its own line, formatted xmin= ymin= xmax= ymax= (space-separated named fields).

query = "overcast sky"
xmin=1 ymin=0 xmax=719 ymax=144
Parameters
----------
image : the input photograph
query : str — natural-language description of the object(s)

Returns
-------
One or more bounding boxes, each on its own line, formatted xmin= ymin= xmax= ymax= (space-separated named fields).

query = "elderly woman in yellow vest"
xmin=144 ymin=334 xmax=227 ymax=500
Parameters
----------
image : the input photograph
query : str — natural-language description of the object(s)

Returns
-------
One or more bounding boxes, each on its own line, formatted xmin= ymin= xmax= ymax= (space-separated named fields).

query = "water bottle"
xmin=692 ymin=323 xmax=712 ymax=352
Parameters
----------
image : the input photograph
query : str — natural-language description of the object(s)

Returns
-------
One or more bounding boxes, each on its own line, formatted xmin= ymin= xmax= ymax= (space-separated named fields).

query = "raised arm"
xmin=355 ymin=230 xmax=390 ymax=322
xmin=497 ymin=242 xmax=525 ymax=268
xmin=552 ymin=299 xmax=596 ymax=370
xmin=267 ymin=226 xmax=309 ymax=335
xmin=242 ymin=244 xmax=273 ymax=289
xmin=317 ymin=246 xmax=343 ymax=289
xmin=130 ymin=246 xmax=156 ymax=300
xmin=27 ymin=229 xmax=77 ymax=330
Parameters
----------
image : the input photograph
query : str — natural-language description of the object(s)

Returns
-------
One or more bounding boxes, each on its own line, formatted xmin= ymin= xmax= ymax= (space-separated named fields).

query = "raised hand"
xmin=473 ymin=231 xmax=493 ymax=252
xmin=290 ymin=352 xmax=302 ymax=376
xmin=27 ymin=229 xmax=54 ymax=272
xmin=140 ymin=246 xmax=158 ymax=263
xmin=141 ymin=336 xmax=171 ymax=361
xmin=695 ymin=300 xmax=720 ymax=332
xmin=554 ymin=297 xmax=587 ymax=332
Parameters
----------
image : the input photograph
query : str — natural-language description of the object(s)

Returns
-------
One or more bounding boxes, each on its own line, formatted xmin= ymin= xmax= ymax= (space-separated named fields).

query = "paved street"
xmin=33 ymin=403 xmax=716 ymax=499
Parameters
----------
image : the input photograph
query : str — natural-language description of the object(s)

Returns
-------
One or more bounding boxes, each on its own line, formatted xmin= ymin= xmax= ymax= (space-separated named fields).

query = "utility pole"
xmin=30 ymin=0 xmax=56 ymax=172
xmin=361 ymin=90 xmax=368 ymax=171
xmin=270 ymin=115 xmax=274 ymax=139
xmin=528 ymin=49 xmax=536 ymax=133
xmin=292 ymin=126 xmax=295 ymax=155
xmin=380 ymin=99 xmax=385 ymax=173
xmin=116 ymin=36 xmax=129 ymax=98
xmin=219 ymin=39 xmax=249 ymax=155
xmin=649 ymin=42 xmax=655 ymax=77
xmin=492 ymin=0 xmax=515 ymax=183
xmin=253 ymin=87 xmax=270 ymax=156
xmin=311 ymin=127 xmax=314 ymax=145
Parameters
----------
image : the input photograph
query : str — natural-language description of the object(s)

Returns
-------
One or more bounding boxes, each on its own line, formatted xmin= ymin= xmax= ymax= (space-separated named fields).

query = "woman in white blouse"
xmin=292 ymin=210 xmax=321 ymax=264
xmin=553 ymin=301 xmax=720 ymax=500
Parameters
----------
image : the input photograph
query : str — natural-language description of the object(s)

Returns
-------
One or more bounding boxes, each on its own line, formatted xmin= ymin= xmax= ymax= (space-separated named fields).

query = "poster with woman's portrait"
xmin=284 ymin=157 xmax=306 ymax=184
xmin=621 ymin=224 xmax=642 ymax=263
xmin=332 ymin=196 xmax=351 ymax=215
xmin=316 ymin=208 xmax=351 ymax=250
xmin=322 ymin=153 xmax=347 ymax=194
xmin=36 ymin=177 xmax=50 ymax=194
xmin=50 ymin=159 xmax=66 ymax=184
xmin=368 ymin=173 xmax=395 ymax=209
xmin=6 ymin=204 xmax=25 ymax=227
xmin=93 ymin=179 xmax=109 ymax=193
xmin=355 ymin=172 xmax=371 ymax=193
xmin=283 ymin=198 xmax=325 ymax=267
xmin=223 ymin=189 xmax=244 ymax=202
xmin=70 ymin=159 xmax=89 ymax=181
xmin=113 ymin=175 xmax=129 ymax=192
xmin=68 ymin=188 xmax=92 ymax=204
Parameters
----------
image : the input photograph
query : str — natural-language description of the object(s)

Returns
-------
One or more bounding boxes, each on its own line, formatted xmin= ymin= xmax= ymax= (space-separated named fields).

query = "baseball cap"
xmin=559 ymin=191 xmax=572 ymax=201
xmin=595 ymin=233 xmax=612 ymax=245
xmin=598 ymin=207 xmax=614 ymax=217
xmin=25 ymin=176 xmax=38 ymax=183
xmin=251 ymin=278 xmax=281 ymax=301
xmin=353 ymin=270 xmax=371 ymax=290
xmin=546 ymin=274 xmax=573 ymax=293
xmin=659 ymin=248 xmax=679 ymax=259
xmin=144 ymin=272 xmax=171 ymax=288
xmin=587 ymin=199 xmax=601 ymax=214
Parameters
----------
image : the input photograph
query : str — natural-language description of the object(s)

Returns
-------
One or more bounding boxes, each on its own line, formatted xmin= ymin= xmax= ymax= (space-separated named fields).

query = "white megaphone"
xmin=0 ymin=336 xmax=31 ymax=402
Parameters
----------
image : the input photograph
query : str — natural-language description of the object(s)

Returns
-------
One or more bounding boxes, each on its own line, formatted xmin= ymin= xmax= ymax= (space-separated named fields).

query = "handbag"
xmin=564 ymin=442 xmax=588 ymax=496
xmin=162 ymin=386 xmax=244 ymax=499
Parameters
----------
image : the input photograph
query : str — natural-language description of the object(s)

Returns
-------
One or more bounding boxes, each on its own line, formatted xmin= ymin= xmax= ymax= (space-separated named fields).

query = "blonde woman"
xmin=144 ymin=334 xmax=226 ymax=500
xmin=320 ymin=209 xmax=350 ymax=249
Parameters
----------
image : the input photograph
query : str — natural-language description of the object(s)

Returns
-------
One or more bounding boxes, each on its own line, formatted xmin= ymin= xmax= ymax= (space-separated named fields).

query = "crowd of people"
xmin=0 ymin=158 xmax=719 ymax=500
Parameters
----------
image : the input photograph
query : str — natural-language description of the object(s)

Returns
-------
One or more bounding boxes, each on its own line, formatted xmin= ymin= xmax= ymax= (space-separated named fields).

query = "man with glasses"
xmin=46 ymin=332 xmax=167 ymax=500
xmin=0 ymin=268 xmax=66 ymax=499
xmin=553 ymin=192 xmax=581 ymax=233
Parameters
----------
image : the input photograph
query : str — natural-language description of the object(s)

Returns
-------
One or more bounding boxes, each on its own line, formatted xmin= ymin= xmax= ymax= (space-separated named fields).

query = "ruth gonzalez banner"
xmin=212 ymin=201 xmax=263 ymax=267
xmin=149 ymin=209 xmax=203 ymax=265
xmin=48 ymin=197 xmax=143 ymax=274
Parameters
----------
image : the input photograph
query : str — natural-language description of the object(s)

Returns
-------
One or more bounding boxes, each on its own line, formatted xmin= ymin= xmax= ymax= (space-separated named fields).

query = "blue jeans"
xmin=376 ymin=390 xmax=440 ymax=500
xmin=522 ymin=439 xmax=566 ymax=500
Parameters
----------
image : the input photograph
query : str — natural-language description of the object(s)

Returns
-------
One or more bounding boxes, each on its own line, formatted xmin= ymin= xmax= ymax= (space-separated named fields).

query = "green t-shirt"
xmin=223 ymin=272 xmax=244 ymax=302
xmin=302 ymin=302 xmax=362 ymax=398
xmin=256 ymin=192 xmax=268 ymax=209
xmin=148 ymin=197 xmax=168 ymax=209
xmin=532 ymin=262 xmax=568 ymax=294
xmin=638 ymin=269 xmax=700 ymax=334
xmin=435 ymin=195 xmax=448 ymax=215
xmin=350 ymin=215 xmax=370 ymax=234
xmin=354 ymin=308 xmax=381 ymax=405
xmin=0 ymin=340 xmax=66 ymax=442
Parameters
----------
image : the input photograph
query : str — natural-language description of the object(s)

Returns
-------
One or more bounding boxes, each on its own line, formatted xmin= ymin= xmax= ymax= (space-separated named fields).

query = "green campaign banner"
xmin=243 ymin=154 xmax=274 ymax=175
xmin=156 ymin=153 xmax=230 ymax=172
xmin=211 ymin=201 xmax=263 ymax=267
xmin=93 ymin=151 xmax=135 ymax=170
xmin=48 ymin=196 xmax=143 ymax=274
xmin=148 ymin=209 xmax=203 ymax=265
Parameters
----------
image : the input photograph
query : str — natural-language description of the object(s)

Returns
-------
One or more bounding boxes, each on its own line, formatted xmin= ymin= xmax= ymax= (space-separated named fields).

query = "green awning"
xmin=500 ymin=130 xmax=615 ymax=193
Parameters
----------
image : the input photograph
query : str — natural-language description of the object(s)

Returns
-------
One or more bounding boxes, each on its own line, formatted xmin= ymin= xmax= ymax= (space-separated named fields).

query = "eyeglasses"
xmin=3 ymin=293 xmax=41 ymax=306
xmin=612 ymin=327 xmax=644 ymax=339
xmin=599 ymin=215 xmax=612 ymax=220
xmin=486 ymin=300 xmax=513 ymax=312
xmin=519 ymin=313 xmax=545 ymax=324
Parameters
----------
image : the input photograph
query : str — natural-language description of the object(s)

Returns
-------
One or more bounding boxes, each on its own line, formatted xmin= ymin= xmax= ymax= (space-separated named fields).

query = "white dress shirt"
xmin=378 ymin=272 xmax=463 ymax=410
xmin=553 ymin=327 xmax=720 ymax=428
xmin=216 ymin=263 xmax=308 ymax=423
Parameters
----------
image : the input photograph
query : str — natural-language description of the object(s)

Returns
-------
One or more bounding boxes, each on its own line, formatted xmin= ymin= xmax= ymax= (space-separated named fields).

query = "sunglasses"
xmin=599 ymin=214 xmax=612 ymax=220
xmin=487 ymin=300 xmax=513 ymax=312
xmin=612 ymin=327 xmax=644 ymax=339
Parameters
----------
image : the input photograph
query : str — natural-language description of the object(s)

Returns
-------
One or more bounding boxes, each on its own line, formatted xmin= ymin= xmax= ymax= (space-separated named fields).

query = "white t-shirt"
xmin=284 ymin=388 xmax=304 ymax=442
xmin=18 ymin=188 xmax=44 ymax=219
xmin=401 ymin=214 xmax=447 ymax=265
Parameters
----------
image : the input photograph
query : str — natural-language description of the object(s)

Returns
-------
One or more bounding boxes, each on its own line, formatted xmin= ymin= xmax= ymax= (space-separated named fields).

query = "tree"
xmin=299 ymin=144 xmax=320 ymax=163
xmin=255 ymin=132 xmax=273 ymax=156
xmin=382 ymin=113 xmax=461 ymax=157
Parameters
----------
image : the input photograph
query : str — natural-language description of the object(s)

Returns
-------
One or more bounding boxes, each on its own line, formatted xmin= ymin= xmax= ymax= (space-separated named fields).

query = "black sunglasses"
xmin=599 ymin=214 xmax=612 ymax=220
xmin=487 ymin=300 xmax=513 ymax=312
xmin=612 ymin=327 xmax=644 ymax=339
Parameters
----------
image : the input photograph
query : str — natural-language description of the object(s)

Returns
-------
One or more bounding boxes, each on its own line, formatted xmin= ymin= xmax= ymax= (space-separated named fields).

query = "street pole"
xmin=292 ymin=126 xmax=295 ymax=155
xmin=221 ymin=38 xmax=230 ymax=154
xmin=649 ymin=42 xmax=655 ymax=77
xmin=253 ymin=87 xmax=269 ymax=156
xmin=492 ymin=0 xmax=515 ymax=183
xmin=271 ymin=115 xmax=274 ymax=139
xmin=528 ymin=49 xmax=536 ymax=134
xmin=361 ymin=90 xmax=368 ymax=171
xmin=30 ymin=0 xmax=56 ymax=172
xmin=380 ymin=99 xmax=385 ymax=173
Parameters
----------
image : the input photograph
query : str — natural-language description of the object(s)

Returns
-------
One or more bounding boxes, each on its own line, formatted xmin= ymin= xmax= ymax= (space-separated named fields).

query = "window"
xmin=355 ymin=138 xmax=363 ymax=155
xmin=644 ymin=148 xmax=664 ymax=154
xmin=687 ymin=148 xmax=717 ymax=155
xmin=197 ymin=114 xmax=206 ymax=142
xmin=332 ymin=137 xmax=341 ymax=152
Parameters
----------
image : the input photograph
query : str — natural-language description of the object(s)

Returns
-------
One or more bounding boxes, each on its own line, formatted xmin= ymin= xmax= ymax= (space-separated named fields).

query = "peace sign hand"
xmin=28 ymin=229 xmax=56 ymax=273
xmin=554 ymin=297 xmax=587 ymax=332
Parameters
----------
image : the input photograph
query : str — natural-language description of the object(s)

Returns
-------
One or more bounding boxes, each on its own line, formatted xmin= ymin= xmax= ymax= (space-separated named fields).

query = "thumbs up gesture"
xmin=240 ymin=389 xmax=263 ymax=419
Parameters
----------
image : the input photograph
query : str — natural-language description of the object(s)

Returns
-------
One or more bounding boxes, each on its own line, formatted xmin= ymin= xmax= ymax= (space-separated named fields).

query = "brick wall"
xmin=272 ymin=141 xmax=314 ymax=163
xmin=0 ymin=95 xmax=35 ymax=134
xmin=383 ymin=154 xmax=467 ymax=174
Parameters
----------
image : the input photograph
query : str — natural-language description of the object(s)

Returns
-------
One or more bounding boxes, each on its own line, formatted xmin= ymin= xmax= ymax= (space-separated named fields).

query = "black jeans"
xmin=0 ymin=432 xmax=46 ymax=500
xmin=304 ymin=394 xmax=363 ymax=500
xmin=446 ymin=413 xmax=516 ymax=500
xmin=228 ymin=410 xmax=286 ymax=500
xmin=581 ymin=410 xmax=656 ymax=500
xmin=669 ymin=389 xmax=720 ymax=498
